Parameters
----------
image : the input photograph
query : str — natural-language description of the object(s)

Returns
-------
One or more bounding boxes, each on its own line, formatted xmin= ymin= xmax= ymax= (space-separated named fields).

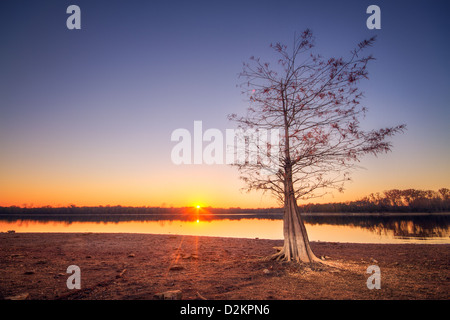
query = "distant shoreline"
xmin=0 ymin=211 xmax=449 ymax=217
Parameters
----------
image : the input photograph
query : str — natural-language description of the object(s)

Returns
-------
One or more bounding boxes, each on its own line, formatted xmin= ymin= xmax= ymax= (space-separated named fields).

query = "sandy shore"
xmin=0 ymin=232 xmax=448 ymax=300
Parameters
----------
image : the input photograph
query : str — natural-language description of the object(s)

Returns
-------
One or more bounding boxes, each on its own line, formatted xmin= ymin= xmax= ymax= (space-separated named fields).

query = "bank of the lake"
xmin=1 ymin=232 xmax=448 ymax=300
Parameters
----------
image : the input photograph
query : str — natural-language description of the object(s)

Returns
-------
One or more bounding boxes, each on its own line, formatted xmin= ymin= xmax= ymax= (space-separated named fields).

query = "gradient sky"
xmin=1 ymin=0 xmax=449 ymax=208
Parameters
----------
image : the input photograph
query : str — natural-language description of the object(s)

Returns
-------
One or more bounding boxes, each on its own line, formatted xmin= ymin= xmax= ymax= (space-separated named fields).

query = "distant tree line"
xmin=301 ymin=188 xmax=450 ymax=213
xmin=0 ymin=188 xmax=448 ymax=215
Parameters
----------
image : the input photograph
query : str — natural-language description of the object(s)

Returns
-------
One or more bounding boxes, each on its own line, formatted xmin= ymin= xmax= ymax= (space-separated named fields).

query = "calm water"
xmin=0 ymin=213 xmax=449 ymax=244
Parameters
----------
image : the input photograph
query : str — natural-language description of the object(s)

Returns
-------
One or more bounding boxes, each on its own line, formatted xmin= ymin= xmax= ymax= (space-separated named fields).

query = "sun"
xmin=196 ymin=205 xmax=201 ymax=209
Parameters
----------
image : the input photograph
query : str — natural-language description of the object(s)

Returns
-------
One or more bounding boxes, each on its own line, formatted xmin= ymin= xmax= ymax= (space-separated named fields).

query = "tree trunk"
xmin=271 ymin=179 xmax=321 ymax=264
xmin=273 ymin=85 xmax=321 ymax=264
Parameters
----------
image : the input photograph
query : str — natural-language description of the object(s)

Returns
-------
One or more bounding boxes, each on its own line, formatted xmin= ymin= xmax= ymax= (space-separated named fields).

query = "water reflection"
xmin=303 ymin=214 xmax=450 ymax=240
xmin=0 ymin=213 xmax=449 ymax=244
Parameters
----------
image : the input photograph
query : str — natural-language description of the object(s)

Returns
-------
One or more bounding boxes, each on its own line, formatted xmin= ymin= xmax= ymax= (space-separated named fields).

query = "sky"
xmin=1 ymin=0 xmax=449 ymax=208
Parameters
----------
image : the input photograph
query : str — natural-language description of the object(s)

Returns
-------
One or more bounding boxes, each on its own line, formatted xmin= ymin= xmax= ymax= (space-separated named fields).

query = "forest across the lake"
xmin=1 ymin=188 xmax=449 ymax=216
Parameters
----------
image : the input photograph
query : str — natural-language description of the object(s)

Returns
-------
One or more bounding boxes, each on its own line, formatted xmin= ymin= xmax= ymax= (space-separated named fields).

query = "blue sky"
xmin=1 ymin=0 xmax=449 ymax=207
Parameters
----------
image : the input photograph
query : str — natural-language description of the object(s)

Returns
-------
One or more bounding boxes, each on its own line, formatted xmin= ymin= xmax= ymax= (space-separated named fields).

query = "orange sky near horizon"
xmin=1 ymin=142 xmax=448 ymax=209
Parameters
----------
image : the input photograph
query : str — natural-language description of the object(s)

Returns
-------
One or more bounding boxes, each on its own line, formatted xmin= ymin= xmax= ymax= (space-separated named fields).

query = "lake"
xmin=0 ymin=213 xmax=449 ymax=244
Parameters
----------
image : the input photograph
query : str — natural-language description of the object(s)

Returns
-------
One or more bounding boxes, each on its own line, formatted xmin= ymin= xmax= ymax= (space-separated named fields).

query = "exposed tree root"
xmin=266 ymin=247 xmax=346 ymax=271
xmin=269 ymin=249 xmax=321 ymax=264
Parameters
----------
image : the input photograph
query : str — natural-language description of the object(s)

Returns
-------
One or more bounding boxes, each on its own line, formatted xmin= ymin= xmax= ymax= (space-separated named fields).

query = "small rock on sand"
xmin=116 ymin=269 xmax=127 ymax=278
xmin=5 ymin=293 xmax=29 ymax=300
xmin=154 ymin=290 xmax=182 ymax=300
xmin=169 ymin=265 xmax=184 ymax=271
